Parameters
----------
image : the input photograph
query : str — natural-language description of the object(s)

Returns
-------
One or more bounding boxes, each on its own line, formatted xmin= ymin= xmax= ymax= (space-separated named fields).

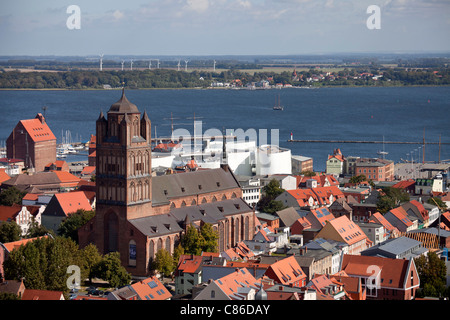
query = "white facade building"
xmin=256 ymin=145 xmax=292 ymax=176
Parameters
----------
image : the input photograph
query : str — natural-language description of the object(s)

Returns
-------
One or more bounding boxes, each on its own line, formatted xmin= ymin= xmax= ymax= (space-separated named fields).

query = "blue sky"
xmin=1 ymin=0 xmax=449 ymax=56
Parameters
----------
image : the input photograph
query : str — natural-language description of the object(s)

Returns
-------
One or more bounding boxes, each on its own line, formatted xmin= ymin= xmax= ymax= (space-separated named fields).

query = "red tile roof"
xmin=54 ymin=191 xmax=92 ymax=216
xmin=22 ymin=289 xmax=64 ymax=300
xmin=323 ymin=215 xmax=369 ymax=245
xmin=214 ymin=268 xmax=260 ymax=300
xmin=0 ymin=204 xmax=22 ymax=222
xmin=264 ymin=256 xmax=307 ymax=287
xmin=131 ymin=276 xmax=172 ymax=300
xmin=177 ymin=254 xmax=203 ymax=274
xmin=306 ymin=206 xmax=335 ymax=228
xmin=1 ymin=236 xmax=49 ymax=253
xmin=369 ymin=212 xmax=399 ymax=236
xmin=392 ymin=179 xmax=416 ymax=189
xmin=19 ymin=114 xmax=56 ymax=142
xmin=341 ymin=254 xmax=416 ymax=289
xmin=0 ymin=169 xmax=10 ymax=184
xmin=389 ymin=207 xmax=413 ymax=227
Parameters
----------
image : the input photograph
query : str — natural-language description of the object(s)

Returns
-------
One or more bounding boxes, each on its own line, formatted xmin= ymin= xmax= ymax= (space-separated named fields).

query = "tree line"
xmin=0 ymin=67 xmax=449 ymax=89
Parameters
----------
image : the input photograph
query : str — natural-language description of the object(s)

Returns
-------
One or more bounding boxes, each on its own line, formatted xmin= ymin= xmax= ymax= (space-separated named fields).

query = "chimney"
xmin=36 ymin=113 xmax=45 ymax=124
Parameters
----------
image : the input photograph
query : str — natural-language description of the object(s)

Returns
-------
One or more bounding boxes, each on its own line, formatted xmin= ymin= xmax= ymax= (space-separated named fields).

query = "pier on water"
xmin=286 ymin=139 xmax=449 ymax=145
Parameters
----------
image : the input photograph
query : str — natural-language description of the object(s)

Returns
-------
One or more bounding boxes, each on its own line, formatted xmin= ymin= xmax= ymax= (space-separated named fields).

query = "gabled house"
xmin=108 ymin=276 xmax=171 ymax=300
xmin=311 ymin=186 xmax=345 ymax=207
xmin=22 ymin=289 xmax=64 ymax=300
xmin=306 ymin=274 xmax=346 ymax=300
xmin=305 ymin=207 xmax=335 ymax=230
xmin=0 ymin=204 xmax=44 ymax=236
xmin=401 ymin=200 xmax=429 ymax=228
xmin=384 ymin=207 xmax=417 ymax=232
xmin=6 ymin=113 xmax=57 ymax=172
xmin=314 ymin=215 xmax=371 ymax=255
xmin=290 ymin=216 xmax=312 ymax=235
xmin=175 ymin=254 xmax=204 ymax=295
xmin=264 ymin=255 xmax=307 ymax=287
xmin=326 ymin=149 xmax=345 ymax=175
xmin=332 ymin=270 xmax=366 ymax=300
xmin=244 ymin=226 xmax=278 ymax=255
xmin=0 ymin=279 xmax=26 ymax=299
xmin=276 ymin=189 xmax=320 ymax=209
xmin=340 ymin=254 xmax=420 ymax=300
xmin=369 ymin=212 xmax=400 ymax=239
xmin=194 ymin=268 xmax=261 ymax=300
xmin=41 ymin=191 xmax=93 ymax=232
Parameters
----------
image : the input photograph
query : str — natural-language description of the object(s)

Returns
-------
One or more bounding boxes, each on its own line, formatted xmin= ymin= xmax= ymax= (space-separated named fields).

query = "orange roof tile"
xmin=131 ymin=276 xmax=172 ymax=300
xmin=0 ymin=204 xmax=22 ymax=222
xmin=53 ymin=171 xmax=80 ymax=183
xmin=215 ymin=268 xmax=260 ymax=300
xmin=389 ymin=207 xmax=413 ymax=226
xmin=177 ymin=254 xmax=203 ymax=274
xmin=22 ymin=289 xmax=64 ymax=300
xmin=19 ymin=115 xmax=56 ymax=142
xmin=1 ymin=236 xmax=49 ymax=253
xmin=0 ymin=169 xmax=10 ymax=184
xmin=341 ymin=254 xmax=414 ymax=289
xmin=54 ymin=191 xmax=92 ymax=215
xmin=264 ymin=256 xmax=307 ymax=286
xmin=324 ymin=215 xmax=368 ymax=245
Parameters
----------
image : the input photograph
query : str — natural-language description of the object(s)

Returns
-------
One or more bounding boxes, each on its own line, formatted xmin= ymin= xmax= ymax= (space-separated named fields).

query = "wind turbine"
xmin=130 ymin=59 xmax=133 ymax=71
xmin=177 ymin=60 xmax=181 ymax=71
xmin=157 ymin=59 xmax=160 ymax=69
xmin=121 ymin=60 xmax=125 ymax=71
xmin=99 ymin=54 xmax=104 ymax=71
xmin=184 ymin=60 xmax=189 ymax=72
xmin=213 ymin=60 xmax=216 ymax=72
xmin=149 ymin=60 xmax=152 ymax=70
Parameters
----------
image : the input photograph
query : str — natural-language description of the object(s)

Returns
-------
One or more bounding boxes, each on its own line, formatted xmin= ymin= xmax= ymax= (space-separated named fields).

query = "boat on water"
xmin=377 ymin=136 xmax=389 ymax=158
xmin=273 ymin=95 xmax=284 ymax=111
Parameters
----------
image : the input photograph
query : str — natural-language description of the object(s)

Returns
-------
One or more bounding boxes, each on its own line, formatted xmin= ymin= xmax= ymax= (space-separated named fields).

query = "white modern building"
xmin=256 ymin=145 xmax=292 ymax=176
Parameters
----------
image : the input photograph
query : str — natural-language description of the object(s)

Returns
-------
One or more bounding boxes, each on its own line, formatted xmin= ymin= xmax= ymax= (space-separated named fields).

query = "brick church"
xmin=78 ymin=90 xmax=256 ymax=276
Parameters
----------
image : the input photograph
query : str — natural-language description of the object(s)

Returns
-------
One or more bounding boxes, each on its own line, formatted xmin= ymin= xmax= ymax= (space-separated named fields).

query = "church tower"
xmin=95 ymin=89 xmax=152 ymax=253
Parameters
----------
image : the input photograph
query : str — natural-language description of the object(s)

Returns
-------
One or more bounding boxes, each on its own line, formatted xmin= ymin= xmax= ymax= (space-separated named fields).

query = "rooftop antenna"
xmin=99 ymin=54 xmax=104 ymax=71
xmin=121 ymin=60 xmax=125 ymax=71
xmin=171 ymin=112 xmax=174 ymax=142
xmin=42 ymin=106 xmax=47 ymax=119
xmin=422 ymin=127 xmax=425 ymax=164
xmin=177 ymin=60 xmax=181 ymax=71
xmin=130 ymin=59 xmax=133 ymax=71
xmin=184 ymin=60 xmax=189 ymax=72
xmin=439 ymin=134 xmax=441 ymax=163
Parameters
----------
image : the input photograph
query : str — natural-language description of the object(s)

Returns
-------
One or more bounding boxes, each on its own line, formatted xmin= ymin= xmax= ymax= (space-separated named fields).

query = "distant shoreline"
xmin=1 ymin=84 xmax=449 ymax=91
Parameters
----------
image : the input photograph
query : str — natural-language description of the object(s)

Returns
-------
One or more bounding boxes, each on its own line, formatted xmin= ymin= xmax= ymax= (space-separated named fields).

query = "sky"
xmin=0 ymin=0 xmax=449 ymax=56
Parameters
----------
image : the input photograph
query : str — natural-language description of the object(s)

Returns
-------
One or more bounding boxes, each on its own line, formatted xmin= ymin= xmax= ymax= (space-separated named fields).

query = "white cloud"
xmin=185 ymin=0 xmax=210 ymax=13
xmin=112 ymin=9 xmax=124 ymax=20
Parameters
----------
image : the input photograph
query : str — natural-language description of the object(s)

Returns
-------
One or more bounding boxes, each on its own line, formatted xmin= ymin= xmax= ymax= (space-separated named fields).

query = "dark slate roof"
xmin=130 ymin=198 xmax=252 ymax=238
xmin=129 ymin=213 xmax=183 ymax=238
xmin=151 ymin=167 xmax=240 ymax=206
xmin=170 ymin=198 xmax=252 ymax=226
xmin=274 ymin=207 xmax=302 ymax=228
xmin=108 ymin=90 xmax=139 ymax=114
